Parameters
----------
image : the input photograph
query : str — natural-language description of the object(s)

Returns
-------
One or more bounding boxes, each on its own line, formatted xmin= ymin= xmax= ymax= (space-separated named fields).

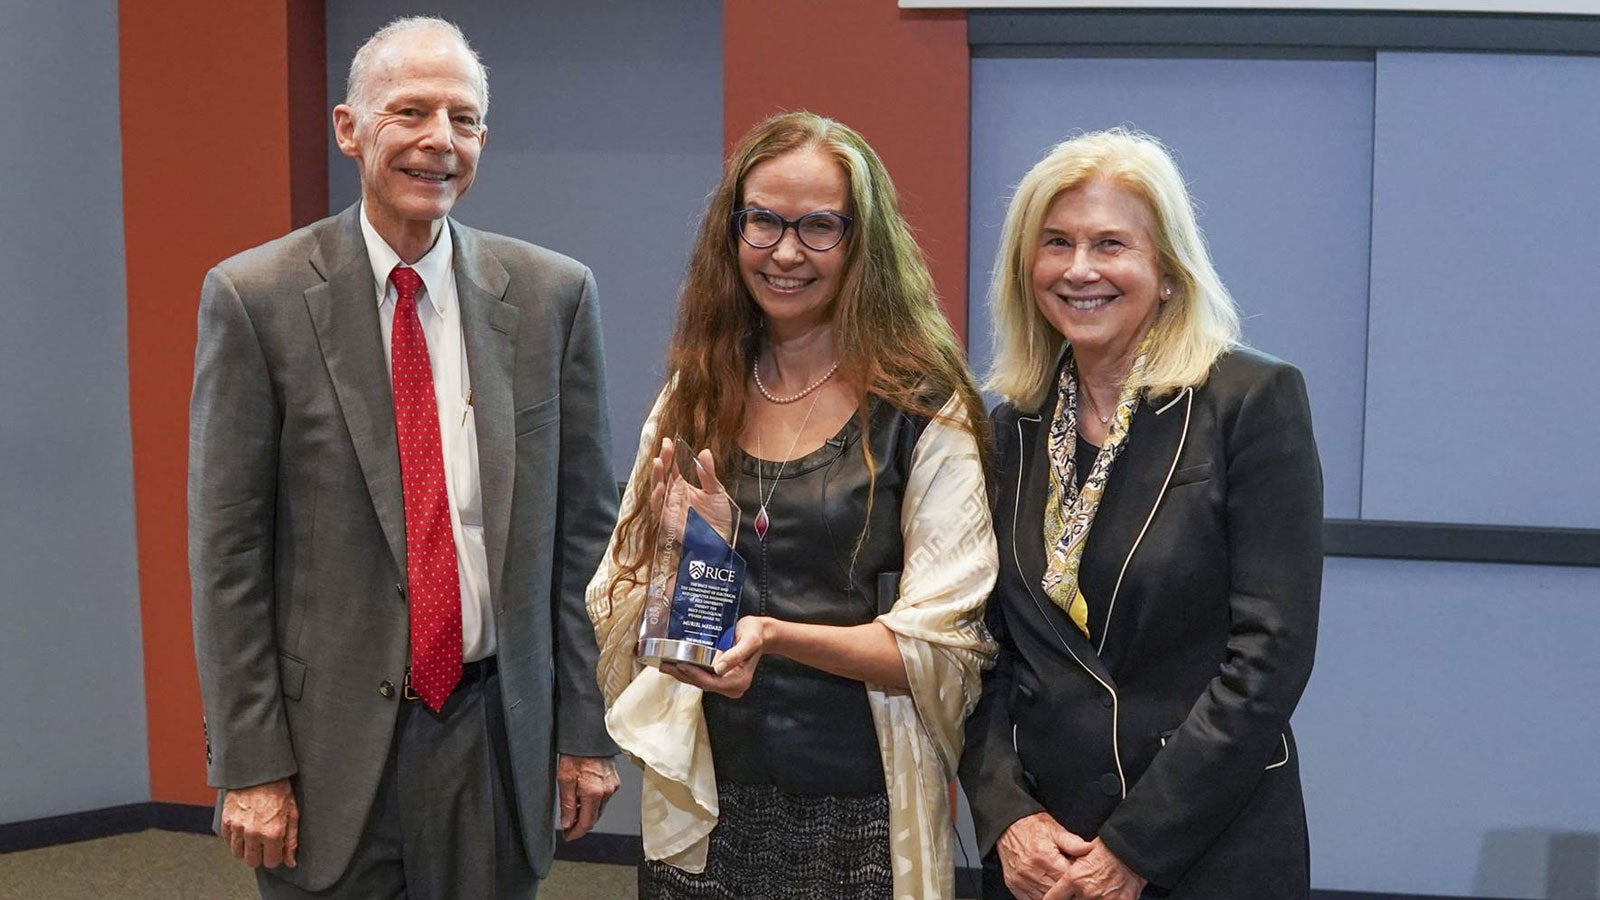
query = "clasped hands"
xmin=648 ymin=438 xmax=768 ymax=700
xmin=998 ymin=812 xmax=1148 ymax=900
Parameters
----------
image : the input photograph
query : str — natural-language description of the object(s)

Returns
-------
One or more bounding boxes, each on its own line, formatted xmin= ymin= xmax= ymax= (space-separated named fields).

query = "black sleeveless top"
xmin=702 ymin=396 xmax=940 ymax=794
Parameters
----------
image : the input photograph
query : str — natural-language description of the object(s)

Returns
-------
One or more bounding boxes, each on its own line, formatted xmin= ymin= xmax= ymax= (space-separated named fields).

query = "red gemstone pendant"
xmin=754 ymin=505 xmax=769 ymax=539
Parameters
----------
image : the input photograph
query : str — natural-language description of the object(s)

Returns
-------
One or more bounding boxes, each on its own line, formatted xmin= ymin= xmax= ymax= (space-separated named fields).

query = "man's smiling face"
xmin=334 ymin=27 xmax=487 ymax=250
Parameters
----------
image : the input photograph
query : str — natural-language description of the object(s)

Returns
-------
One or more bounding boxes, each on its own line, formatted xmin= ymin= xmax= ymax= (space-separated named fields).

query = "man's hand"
xmin=220 ymin=778 xmax=298 ymax=869
xmin=997 ymin=811 xmax=1092 ymax=900
xmin=1047 ymin=837 xmax=1146 ymax=900
xmin=556 ymin=754 xmax=621 ymax=841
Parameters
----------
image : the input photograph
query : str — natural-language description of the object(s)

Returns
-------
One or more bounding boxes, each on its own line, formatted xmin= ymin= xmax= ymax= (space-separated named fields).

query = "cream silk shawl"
xmin=586 ymin=389 xmax=998 ymax=899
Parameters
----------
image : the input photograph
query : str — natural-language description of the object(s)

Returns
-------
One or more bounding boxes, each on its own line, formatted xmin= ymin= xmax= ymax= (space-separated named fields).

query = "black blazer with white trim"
xmin=960 ymin=346 xmax=1322 ymax=899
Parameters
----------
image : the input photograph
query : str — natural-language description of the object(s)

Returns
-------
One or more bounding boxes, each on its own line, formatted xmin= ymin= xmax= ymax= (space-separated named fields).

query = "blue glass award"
xmin=637 ymin=442 xmax=746 ymax=669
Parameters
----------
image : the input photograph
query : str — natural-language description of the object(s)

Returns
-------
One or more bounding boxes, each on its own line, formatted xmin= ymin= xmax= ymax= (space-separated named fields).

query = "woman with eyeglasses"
xmin=586 ymin=111 xmax=997 ymax=899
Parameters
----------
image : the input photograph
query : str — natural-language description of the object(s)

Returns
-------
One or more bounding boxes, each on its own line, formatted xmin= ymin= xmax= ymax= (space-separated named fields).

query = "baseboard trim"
xmin=149 ymin=801 xmax=214 ymax=835
xmin=1314 ymin=893 xmax=1512 ymax=900
xmin=0 ymin=802 xmax=210 ymax=854
xmin=0 ymin=803 xmax=1500 ymax=900
xmin=553 ymin=829 xmax=643 ymax=865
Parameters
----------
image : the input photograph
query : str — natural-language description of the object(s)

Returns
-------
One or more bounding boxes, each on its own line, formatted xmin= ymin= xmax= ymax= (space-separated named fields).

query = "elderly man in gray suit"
xmin=189 ymin=16 xmax=620 ymax=899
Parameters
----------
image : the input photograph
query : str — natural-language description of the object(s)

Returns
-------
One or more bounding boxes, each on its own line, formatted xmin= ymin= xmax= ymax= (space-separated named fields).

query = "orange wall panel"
xmin=724 ymin=3 xmax=971 ymax=339
xmin=121 ymin=0 xmax=324 ymax=804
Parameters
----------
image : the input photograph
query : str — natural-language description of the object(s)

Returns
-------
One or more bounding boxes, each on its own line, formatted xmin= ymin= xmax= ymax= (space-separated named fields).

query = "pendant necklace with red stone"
xmin=753 ymin=386 xmax=823 ymax=541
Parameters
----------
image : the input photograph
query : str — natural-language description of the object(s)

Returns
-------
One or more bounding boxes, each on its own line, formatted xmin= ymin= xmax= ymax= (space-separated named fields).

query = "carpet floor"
xmin=0 ymin=830 xmax=637 ymax=899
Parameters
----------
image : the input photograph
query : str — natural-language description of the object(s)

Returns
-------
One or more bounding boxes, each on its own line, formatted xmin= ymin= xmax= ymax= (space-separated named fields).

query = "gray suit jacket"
xmin=189 ymin=204 xmax=620 ymax=890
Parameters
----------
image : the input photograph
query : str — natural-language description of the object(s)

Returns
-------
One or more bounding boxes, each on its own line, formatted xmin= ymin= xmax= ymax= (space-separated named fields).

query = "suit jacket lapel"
xmin=1085 ymin=389 xmax=1192 ymax=587
xmin=1012 ymin=408 xmax=1115 ymax=687
xmin=451 ymin=221 xmax=519 ymax=606
xmin=305 ymin=206 xmax=408 ymax=576
xmin=1082 ymin=387 xmax=1193 ymax=648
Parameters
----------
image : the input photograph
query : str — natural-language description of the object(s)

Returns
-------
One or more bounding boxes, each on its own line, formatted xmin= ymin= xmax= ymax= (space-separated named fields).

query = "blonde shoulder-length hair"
xmin=986 ymin=128 xmax=1241 ymax=412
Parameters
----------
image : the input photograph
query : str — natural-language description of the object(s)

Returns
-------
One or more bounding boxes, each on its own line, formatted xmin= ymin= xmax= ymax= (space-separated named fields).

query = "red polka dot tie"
xmin=390 ymin=265 xmax=461 ymax=712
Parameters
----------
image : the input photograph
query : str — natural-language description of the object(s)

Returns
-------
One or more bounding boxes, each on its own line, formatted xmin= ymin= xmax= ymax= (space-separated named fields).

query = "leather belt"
xmin=403 ymin=656 xmax=497 ymax=702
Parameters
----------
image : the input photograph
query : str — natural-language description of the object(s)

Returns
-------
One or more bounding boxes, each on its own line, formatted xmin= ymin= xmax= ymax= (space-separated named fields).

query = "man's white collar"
xmin=359 ymin=204 xmax=453 ymax=316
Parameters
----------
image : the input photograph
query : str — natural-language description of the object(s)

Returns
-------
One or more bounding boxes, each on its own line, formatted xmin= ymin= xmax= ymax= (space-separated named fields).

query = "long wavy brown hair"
xmin=606 ymin=111 xmax=987 ymax=599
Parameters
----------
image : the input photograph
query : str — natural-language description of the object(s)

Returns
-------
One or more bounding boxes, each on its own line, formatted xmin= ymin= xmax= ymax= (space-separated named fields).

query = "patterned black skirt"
xmin=638 ymin=782 xmax=892 ymax=900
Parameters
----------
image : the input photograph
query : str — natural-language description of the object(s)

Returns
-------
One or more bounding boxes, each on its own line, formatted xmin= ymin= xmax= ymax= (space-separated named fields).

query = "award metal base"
xmin=638 ymin=637 xmax=718 ymax=669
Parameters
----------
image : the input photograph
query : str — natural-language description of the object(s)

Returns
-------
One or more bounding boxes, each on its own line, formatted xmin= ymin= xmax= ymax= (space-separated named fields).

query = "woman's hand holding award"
xmin=636 ymin=438 xmax=746 ymax=669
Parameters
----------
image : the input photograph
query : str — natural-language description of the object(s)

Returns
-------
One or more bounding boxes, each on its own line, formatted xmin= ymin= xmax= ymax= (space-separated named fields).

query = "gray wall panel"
xmin=969 ymin=56 xmax=1372 ymax=517
xmin=0 ymin=1 xmax=149 ymax=821
xmin=327 ymin=1 xmax=723 ymax=482
xmin=1299 ymin=557 xmax=1600 ymax=896
xmin=1364 ymin=52 xmax=1600 ymax=529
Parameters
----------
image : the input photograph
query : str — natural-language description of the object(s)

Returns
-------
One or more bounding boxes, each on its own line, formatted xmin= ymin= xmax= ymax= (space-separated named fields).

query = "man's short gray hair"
xmin=344 ymin=16 xmax=490 ymax=117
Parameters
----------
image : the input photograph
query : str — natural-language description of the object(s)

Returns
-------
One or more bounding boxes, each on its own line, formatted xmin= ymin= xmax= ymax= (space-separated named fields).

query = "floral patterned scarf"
xmin=1042 ymin=343 xmax=1147 ymax=636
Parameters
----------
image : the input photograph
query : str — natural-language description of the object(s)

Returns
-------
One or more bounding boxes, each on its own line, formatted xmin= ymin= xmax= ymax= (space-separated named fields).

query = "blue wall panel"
xmin=0 ymin=0 xmax=149 ymax=822
xmin=969 ymin=55 xmax=1373 ymax=517
xmin=1299 ymin=558 xmax=1600 ymax=897
xmin=327 ymin=1 xmax=724 ymax=482
xmin=1364 ymin=52 xmax=1600 ymax=529
xmin=971 ymin=48 xmax=1600 ymax=900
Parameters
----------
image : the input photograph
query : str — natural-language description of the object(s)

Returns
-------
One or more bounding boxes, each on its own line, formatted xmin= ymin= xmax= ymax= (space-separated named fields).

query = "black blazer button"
xmin=379 ymin=680 xmax=395 ymax=698
xmin=1101 ymin=694 xmax=1114 ymax=708
xmin=1099 ymin=773 xmax=1122 ymax=796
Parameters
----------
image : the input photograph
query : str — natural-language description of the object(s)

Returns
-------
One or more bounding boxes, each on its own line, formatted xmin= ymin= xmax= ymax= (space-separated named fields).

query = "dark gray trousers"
xmin=258 ymin=668 xmax=539 ymax=900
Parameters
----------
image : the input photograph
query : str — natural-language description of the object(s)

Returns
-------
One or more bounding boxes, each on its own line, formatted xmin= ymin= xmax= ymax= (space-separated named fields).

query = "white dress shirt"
xmin=360 ymin=205 xmax=495 ymax=662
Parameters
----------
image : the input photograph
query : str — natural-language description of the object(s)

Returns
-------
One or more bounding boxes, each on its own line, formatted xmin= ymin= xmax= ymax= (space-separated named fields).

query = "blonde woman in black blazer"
xmin=960 ymin=129 xmax=1322 ymax=900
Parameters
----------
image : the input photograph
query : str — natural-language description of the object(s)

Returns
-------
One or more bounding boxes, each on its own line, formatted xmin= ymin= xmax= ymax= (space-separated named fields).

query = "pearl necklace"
xmin=753 ymin=358 xmax=840 ymax=404
xmin=752 ymin=390 xmax=821 ymax=540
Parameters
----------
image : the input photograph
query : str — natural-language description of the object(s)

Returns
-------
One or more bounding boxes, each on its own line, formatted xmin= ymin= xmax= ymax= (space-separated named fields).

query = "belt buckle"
xmin=402 ymin=668 xmax=422 ymax=702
